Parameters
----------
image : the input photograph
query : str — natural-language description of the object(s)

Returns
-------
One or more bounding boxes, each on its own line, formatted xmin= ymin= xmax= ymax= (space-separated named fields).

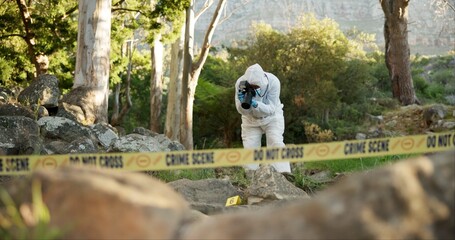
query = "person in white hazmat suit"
xmin=235 ymin=63 xmax=292 ymax=177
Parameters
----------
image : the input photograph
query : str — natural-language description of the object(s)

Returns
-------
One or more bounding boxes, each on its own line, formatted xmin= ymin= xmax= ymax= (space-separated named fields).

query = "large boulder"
xmin=246 ymin=165 xmax=310 ymax=205
xmin=0 ymin=116 xmax=41 ymax=155
xmin=17 ymin=74 xmax=60 ymax=108
xmin=4 ymin=166 xmax=192 ymax=239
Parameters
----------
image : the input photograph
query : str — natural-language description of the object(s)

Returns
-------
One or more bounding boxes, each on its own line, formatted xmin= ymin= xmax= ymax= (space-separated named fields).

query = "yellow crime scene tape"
xmin=0 ymin=131 xmax=454 ymax=176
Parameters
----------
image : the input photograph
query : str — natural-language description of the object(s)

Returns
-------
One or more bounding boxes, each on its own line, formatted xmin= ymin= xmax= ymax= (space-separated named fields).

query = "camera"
xmin=239 ymin=80 xmax=256 ymax=109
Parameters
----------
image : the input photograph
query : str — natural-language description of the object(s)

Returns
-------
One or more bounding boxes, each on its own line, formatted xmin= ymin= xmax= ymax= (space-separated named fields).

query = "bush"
xmin=413 ymin=75 xmax=429 ymax=95
xmin=304 ymin=123 xmax=334 ymax=143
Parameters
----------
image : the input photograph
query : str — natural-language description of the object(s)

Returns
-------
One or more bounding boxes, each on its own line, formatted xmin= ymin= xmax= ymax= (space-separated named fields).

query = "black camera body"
xmin=239 ymin=80 xmax=256 ymax=109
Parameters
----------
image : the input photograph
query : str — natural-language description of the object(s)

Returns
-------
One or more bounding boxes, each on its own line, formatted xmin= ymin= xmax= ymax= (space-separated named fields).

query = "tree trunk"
xmin=165 ymin=25 xmax=185 ymax=141
xmin=74 ymin=0 xmax=111 ymax=123
xmin=380 ymin=0 xmax=419 ymax=105
xmin=150 ymin=34 xmax=164 ymax=133
xmin=16 ymin=0 xmax=48 ymax=77
xmin=180 ymin=1 xmax=195 ymax=150
xmin=180 ymin=0 xmax=227 ymax=150
xmin=110 ymin=40 xmax=133 ymax=126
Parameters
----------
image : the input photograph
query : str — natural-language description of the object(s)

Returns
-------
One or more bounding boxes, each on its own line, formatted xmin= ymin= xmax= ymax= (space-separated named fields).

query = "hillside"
xmin=195 ymin=0 xmax=454 ymax=55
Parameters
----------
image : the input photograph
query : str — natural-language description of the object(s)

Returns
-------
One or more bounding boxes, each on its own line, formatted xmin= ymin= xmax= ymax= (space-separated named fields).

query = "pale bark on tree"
xmin=150 ymin=34 xmax=164 ymax=132
xmin=73 ymin=0 xmax=111 ymax=123
xmin=180 ymin=0 xmax=227 ymax=150
xmin=165 ymin=25 xmax=185 ymax=141
xmin=380 ymin=0 xmax=419 ymax=105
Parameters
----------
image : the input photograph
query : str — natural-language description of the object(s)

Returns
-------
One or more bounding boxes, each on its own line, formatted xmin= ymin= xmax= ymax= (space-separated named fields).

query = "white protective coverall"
xmin=234 ymin=64 xmax=291 ymax=173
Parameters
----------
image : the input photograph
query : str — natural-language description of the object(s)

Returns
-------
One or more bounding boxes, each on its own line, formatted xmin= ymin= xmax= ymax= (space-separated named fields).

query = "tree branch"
xmin=195 ymin=0 xmax=213 ymax=22
xmin=443 ymin=0 xmax=455 ymax=11
xmin=111 ymin=7 xmax=144 ymax=14
xmin=193 ymin=0 xmax=226 ymax=71
xmin=218 ymin=0 xmax=251 ymax=25
xmin=0 ymin=33 xmax=25 ymax=40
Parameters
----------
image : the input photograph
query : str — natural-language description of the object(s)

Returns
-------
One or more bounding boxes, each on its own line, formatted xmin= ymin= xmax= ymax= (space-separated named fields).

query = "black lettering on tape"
xmin=438 ymin=134 xmax=452 ymax=147
xmin=344 ymin=142 xmax=366 ymax=155
xmin=368 ymin=140 xmax=389 ymax=153
xmin=254 ymin=150 xmax=264 ymax=161
xmin=166 ymin=153 xmax=190 ymax=166
xmin=281 ymin=147 xmax=304 ymax=159
xmin=69 ymin=156 xmax=81 ymax=164
xmin=427 ymin=135 xmax=436 ymax=148
xmin=5 ymin=158 xmax=30 ymax=172
xmin=99 ymin=156 xmax=124 ymax=168
xmin=0 ymin=159 xmax=3 ymax=172
xmin=192 ymin=152 xmax=214 ymax=165
xmin=82 ymin=156 xmax=97 ymax=165
xmin=266 ymin=149 xmax=279 ymax=160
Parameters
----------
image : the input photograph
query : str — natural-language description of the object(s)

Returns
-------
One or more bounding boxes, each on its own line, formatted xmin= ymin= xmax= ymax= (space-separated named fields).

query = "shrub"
xmin=304 ymin=123 xmax=334 ymax=143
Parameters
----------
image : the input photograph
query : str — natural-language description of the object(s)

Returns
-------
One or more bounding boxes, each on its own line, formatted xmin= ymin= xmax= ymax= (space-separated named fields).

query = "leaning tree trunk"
xmin=72 ymin=0 xmax=111 ymax=124
xmin=380 ymin=0 xmax=419 ymax=105
xmin=180 ymin=0 xmax=227 ymax=150
xmin=180 ymin=1 xmax=195 ymax=150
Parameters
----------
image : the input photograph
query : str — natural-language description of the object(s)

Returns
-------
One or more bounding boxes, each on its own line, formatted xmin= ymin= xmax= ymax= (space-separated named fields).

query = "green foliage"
xmin=410 ymin=54 xmax=455 ymax=104
xmin=334 ymin=59 xmax=376 ymax=104
xmin=48 ymin=49 xmax=75 ymax=89
xmin=425 ymin=83 xmax=446 ymax=101
xmin=413 ymin=75 xmax=429 ymax=97
xmin=199 ymin=54 xmax=239 ymax=87
xmin=0 ymin=57 xmax=14 ymax=87
xmin=193 ymin=78 xmax=241 ymax=149
xmin=344 ymin=27 xmax=380 ymax=57
xmin=147 ymin=0 xmax=189 ymax=43
xmin=114 ymin=56 xmax=152 ymax=133
xmin=431 ymin=69 xmax=454 ymax=86
xmin=369 ymin=52 xmax=391 ymax=93
xmin=0 ymin=0 xmax=78 ymax=83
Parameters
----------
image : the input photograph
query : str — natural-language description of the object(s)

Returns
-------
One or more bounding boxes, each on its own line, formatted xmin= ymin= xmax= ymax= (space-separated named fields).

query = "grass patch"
xmin=302 ymin=154 xmax=416 ymax=174
xmin=147 ymin=168 xmax=216 ymax=183
xmin=0 ymin=180 xmax=63 ymax=240
xmin=293 ymin=172 xmax=326 ymax=195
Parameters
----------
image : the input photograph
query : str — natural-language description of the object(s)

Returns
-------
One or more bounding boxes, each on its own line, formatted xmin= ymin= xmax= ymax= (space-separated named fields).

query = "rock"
xmin=90 ymin=123 xmax=119 ymax=149
xmin=4 ymin=166 xmax=191 ymax=239
xmin=246 ymin=165 xmax=310 ymax=205
xmin=169 ymin=178 xmax=244 ymax=215
xmin=0 ymin=103 xmax=35 ymax=119
xmin=38 ymin=116 xmax=94 ymax=142
xmin=355 ymin=133 xmax=366 ymax=140
xmin=108 ymin=134 xmax=164 ymax=153
xmin=0 ymin=116 xmax=41 ymax=155
xmin=18 ymin=74 xmax=60 ymax=108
